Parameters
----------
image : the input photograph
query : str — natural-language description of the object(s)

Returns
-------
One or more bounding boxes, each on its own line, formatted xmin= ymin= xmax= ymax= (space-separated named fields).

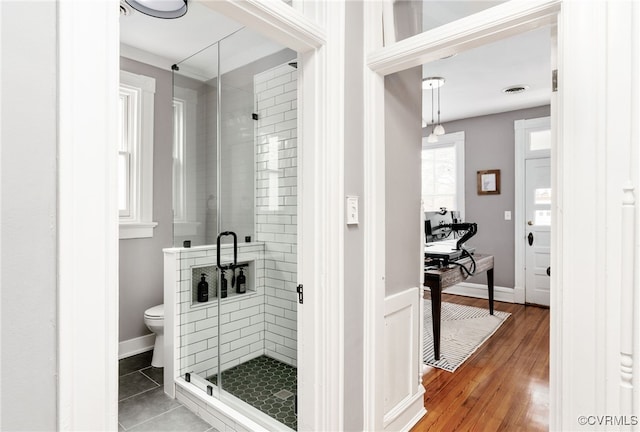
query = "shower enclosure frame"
xmin=169 ymin=32 xmax=302 ymax=429
xmin=161 ymin=2 xmax=346 ymax=432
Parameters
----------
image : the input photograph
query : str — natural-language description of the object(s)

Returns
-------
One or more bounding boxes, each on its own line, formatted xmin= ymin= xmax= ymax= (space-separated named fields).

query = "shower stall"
xmin=164 ymin=26 xmax=300 ymax=431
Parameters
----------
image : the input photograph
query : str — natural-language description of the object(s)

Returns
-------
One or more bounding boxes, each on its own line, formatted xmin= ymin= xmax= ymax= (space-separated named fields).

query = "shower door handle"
xmin=216 ymin=231 xmax=238 ymax=270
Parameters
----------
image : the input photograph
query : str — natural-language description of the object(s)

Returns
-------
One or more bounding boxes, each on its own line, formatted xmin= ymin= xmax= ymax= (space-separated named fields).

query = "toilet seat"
xmin=144 ymin=304 xmax=164 ymax=319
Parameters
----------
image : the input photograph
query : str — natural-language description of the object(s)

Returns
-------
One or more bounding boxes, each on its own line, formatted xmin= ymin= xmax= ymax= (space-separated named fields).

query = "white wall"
xmin=0 ymin=2 xmax=58 ymax=429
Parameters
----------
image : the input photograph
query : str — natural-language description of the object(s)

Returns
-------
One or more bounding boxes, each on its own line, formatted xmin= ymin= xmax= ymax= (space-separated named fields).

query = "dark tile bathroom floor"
xmin=118 ymin=351 xmax=214 ymax=432
xmin=208 ymin=355 xmax=297 ymax=430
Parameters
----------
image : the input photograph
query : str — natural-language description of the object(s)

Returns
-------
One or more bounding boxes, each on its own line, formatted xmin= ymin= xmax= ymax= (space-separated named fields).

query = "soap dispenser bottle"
xmin=197 ymin=273 xmax=208 ymax=302
xmin=236 ymin=268 xmax=246 ymax=294
xmin=220 ymin=270 xmax=228 ymax=298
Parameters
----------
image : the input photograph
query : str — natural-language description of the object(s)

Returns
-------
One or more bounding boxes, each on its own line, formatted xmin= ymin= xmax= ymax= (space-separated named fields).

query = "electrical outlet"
xmin=346 ymin=196 xmax=359 ymax=225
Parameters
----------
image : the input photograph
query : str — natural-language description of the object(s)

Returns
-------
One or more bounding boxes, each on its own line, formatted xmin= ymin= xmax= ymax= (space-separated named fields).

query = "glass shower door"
xmin=217 ymin=27 xmax=299 ymax=430
xmin=173 ymin=25 xmax=300 ymax=431
xmin=172 ymin=40 xmax=223 ymax=401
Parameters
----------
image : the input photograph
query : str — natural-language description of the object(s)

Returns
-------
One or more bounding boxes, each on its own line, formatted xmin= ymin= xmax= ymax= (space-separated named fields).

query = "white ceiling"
xmin=120 ymin=0 xmax=551 ymax=120
xmin=120 ymin=1 xmax=285 ymax=80
xmin=422 ymin=26 xmax=551 ymax=124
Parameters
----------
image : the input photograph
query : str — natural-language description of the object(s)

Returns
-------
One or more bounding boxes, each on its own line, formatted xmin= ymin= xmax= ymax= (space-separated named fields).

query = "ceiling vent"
xmin=502 ymin=85 xmax=529 ymax=94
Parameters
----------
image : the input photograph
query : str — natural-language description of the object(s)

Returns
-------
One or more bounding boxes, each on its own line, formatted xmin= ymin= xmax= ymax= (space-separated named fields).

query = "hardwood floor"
xmin=411 ymin=293 xmax=549 ymax=432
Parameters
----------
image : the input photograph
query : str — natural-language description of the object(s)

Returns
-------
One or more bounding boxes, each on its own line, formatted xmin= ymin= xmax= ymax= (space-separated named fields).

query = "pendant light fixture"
xmin=426 ymin=80 xmax=438 ymax=143
xmin=423 ymin=77 xmax=446 ymax=142
xmin=125 ymin=0 xmax=187 ymax=19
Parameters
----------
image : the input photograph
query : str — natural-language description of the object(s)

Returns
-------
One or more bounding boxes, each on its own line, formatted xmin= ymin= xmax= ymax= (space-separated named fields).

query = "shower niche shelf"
xmin=190 ymin=259 xmax=256 ymax=306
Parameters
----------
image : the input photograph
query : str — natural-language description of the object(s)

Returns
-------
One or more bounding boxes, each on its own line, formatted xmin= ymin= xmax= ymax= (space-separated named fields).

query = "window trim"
xmin=119 ymin=70 xmax=157 ymax=239
xmin=421 ymin=131 xmax=465 ymax=219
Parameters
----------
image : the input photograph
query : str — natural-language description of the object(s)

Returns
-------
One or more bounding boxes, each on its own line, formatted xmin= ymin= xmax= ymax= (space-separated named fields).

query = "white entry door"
xmin=525 ymin=157 xmax=551 ymax=306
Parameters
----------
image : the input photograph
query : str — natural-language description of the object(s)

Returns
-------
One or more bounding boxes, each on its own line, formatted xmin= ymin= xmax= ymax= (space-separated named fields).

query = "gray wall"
xmin=119 ymin=58 xmax=174 ymax=342
xmin=425 ymin=105 xmax=550 ymax=287
xmin=1 ymin=2 xmax=58 ymax=429
xmin=343 ymin=1 xmax=364 ymax=429
xmin=384 ymin=6 xmax=423 ymax=294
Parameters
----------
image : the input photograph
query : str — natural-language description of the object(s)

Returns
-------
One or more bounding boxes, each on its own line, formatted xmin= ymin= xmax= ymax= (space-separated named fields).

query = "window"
xmin=172 ymin=99 xmax=185 ymax=222
xmin=119 ymin=70 xmax=157 ymax=239
xmin=421 ymin=131 xmax=465 ymax=217
xmin=172 ymin=86 xmax=199 ymax=237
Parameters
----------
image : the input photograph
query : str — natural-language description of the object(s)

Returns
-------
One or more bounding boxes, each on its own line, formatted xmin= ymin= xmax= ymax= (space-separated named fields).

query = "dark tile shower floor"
xmin=208 ymin=355 xmax=297 ymax=430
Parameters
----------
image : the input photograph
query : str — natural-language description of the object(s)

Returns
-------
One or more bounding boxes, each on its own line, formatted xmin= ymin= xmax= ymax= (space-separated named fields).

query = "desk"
xmin=423 ymin=253 xmax=494 ymax=360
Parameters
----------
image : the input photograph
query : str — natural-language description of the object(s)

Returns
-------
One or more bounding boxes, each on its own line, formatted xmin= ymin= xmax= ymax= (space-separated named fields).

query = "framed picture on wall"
xmin=477 ymin=169 xmax=501 ymax=195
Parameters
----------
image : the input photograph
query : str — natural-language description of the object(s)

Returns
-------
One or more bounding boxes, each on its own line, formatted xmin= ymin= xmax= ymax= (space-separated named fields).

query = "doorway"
xmin=420 ymin=28 xmax=553 ymax=301
xmin=170 ymin=29 xmax=301 ymax=430
xmin=515 ymin=116 xmax=551 ymax=306
xmin=363 ymin=2 xmax=561 ymax=429
xmin=525 ymin=157 xmax=551 ymax=306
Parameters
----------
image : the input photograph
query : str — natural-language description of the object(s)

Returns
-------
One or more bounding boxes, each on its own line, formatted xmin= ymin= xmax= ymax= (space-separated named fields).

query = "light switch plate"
xmin=504 ymin=211 xmax=512 ymax=221
xmin=346 ymin=196 xmax=359 ymax=225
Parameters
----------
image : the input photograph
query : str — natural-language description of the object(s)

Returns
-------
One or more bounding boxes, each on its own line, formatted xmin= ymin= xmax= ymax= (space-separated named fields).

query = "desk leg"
xmin=487 ymin=268 xmax=494 ymax=315
xmin=431 ymin=287 xmax=442 ymax=361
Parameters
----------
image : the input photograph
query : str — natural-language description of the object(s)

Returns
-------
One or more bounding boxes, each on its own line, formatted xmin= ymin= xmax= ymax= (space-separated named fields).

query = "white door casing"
xmin=364 ymin=0 xmax=640 ymax=429
xmin=364 ymin=2 xmax=561 ymax=428
xmin=58 ymin=0 xmax=347 ymax=430
xmin=202 ymin=1 xmax=347 ymax=430
xmin=525 ymin=157 xmax=551 ymax=306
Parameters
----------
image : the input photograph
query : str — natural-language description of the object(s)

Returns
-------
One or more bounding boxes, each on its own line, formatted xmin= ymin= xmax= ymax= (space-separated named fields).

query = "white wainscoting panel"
xmin=383 ymin=287 xmax=426 ymax=431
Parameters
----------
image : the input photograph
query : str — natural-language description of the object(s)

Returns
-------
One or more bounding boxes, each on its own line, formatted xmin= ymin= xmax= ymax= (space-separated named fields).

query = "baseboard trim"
xmin=118 ymin=333 xmax=155 ymax=359
xmin=383 ymin=387 xmax=426 ymax=431
xmin=437 ymin=282 xmax=516 ymax=303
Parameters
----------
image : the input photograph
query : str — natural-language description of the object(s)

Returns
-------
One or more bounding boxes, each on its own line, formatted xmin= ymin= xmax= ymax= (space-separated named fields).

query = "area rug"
xmin=423 ymin=299 xmax=511 ymax=372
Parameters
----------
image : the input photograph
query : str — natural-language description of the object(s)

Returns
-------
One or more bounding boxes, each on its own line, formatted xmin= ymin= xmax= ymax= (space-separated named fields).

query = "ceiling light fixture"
xmin=423 ymin=77 xmax=446 ymax=142
xmin=125 ymin=0 xmax=187 ymax=19
xmin=120 ymin=1 xmax=132 ymax=16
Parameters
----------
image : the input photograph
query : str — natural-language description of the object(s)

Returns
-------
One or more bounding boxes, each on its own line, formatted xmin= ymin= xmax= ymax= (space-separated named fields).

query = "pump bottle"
xmin=197 ymin=273 xmax=208 ymax=302
xmin=236 ymin=268 xmax=246 ymax=294
xmin=220 ymin=270 xmax=228 ymax=298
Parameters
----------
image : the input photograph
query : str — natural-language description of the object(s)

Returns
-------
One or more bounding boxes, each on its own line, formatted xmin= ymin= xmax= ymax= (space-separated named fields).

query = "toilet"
xmin=144 ymin=304 xmax=164 ymax=368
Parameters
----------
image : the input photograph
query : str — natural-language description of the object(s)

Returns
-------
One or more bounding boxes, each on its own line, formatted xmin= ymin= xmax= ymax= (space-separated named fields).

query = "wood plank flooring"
xmin=411 ymin=293 xmax=549 ymax=432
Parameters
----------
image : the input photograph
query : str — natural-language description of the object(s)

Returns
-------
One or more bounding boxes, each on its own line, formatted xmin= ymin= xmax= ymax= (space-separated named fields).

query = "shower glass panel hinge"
xmin=185 ymin=372 xmax=191 ymax=382
xmin=552 ymin=69 xmax=558 ymax=92
xmin=207 ymin=385 xmax=213 ymax=396
xmin=296 ymin=284 xmax=303 ymax=304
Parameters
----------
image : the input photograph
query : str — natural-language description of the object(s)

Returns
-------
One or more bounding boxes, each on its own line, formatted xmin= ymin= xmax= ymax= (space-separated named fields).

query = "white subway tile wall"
xmin=176 ymin=244 xmax=266 ymax=378
xmin=254 ymin=63 xmax=298 ymax=367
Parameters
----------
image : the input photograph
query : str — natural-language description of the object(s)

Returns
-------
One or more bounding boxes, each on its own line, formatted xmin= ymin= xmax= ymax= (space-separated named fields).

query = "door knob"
xmin=528 ymin=232 xmax=534 ymax=246
xmin=527 ymin=220 xmax=533 ymax=226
